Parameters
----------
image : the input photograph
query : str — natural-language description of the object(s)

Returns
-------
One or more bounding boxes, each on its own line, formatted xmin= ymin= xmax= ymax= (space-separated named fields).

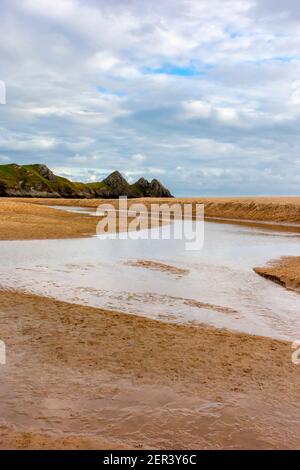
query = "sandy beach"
xmin=13 ymin=195 xmax=300 ymax=225
xmin=0 ymin=197 xmax=299 ymax=449
xmin=1 ymin=196 xmax=300 ymax=240
xmin=0 ymin=290 xmax=299 ymax=449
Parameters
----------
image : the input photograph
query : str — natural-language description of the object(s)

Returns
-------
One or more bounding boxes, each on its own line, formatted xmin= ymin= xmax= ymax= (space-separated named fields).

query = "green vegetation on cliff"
xmin=0 ymin=163 xmax=173 ymax=198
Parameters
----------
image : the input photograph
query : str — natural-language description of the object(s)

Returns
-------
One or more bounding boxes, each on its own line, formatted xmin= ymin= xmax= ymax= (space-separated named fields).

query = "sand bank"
xmin=254 ymin=257 xmax=300 ymax=293
xmin=0 ymin=200 xmax=148 ymax=240
xmin=0 ymin=200 xmax=98 ymax=240
xmin=0 ymin=197 xmax=300 ymax=240
xmin=12 ymin=195 xmax=300 ymax=222
xmin=0 ymin=290 xmax=299 ymax=449
xmin=125 ymin=259 xmax=189 ymax=277
xmin=1 ymin=196 xmax=300 ymax=241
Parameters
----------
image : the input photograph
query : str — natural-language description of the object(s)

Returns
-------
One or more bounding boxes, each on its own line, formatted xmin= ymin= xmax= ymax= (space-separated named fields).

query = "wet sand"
xmin=0 ymin=426 xmax=129 ymax=450
xmin=125 ymin=260 xmax=189 ymax=277
xmin=254 ymin=257 xmax=300 ymax=293
xmin=0 ymin=197 xmax=300 ymax=449
xmin=0 ymin=290 xmax=299 ymax=449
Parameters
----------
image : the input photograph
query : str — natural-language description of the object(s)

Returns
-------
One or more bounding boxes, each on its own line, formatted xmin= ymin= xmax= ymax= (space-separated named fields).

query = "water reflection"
xmin=0 ymin=218 xmax=299 ymax=340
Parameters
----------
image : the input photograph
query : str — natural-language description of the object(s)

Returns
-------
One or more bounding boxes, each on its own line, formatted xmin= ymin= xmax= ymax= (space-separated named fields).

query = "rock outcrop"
xmin=150 ymin=179 xmax=173 ymax=198
xmin=102 ymin=171 xmax=131 ymax=197
xmin=36 ymin=164 xmax=56 ymax=181
xmin=0 ymin=163 xmax=173 ymax=199
xmin=135 ymin=177 xmax=172 ymax=197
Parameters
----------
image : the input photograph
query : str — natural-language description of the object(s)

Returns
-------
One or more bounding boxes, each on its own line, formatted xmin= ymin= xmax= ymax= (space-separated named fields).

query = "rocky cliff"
xmin=0 ymin=164 xmax=173 ymax=198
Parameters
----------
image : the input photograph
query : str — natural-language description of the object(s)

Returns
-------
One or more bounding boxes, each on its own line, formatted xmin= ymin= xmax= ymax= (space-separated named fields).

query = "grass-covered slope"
xmin=0 ymin=163 xmax=172 ymax=198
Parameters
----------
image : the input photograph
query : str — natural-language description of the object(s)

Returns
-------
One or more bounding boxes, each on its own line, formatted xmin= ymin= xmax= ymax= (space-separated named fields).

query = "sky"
xmin=0 ymin=0 xmax=300 ymax=196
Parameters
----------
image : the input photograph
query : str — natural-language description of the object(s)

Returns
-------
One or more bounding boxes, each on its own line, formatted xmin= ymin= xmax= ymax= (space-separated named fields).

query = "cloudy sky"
xmin=0 ymin=0 xmax=300 ymax=196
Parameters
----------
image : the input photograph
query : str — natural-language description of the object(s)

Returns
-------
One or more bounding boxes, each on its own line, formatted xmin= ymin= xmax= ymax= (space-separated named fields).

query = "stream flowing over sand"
xmin=0 ymin=212 xmax=300 ymax=341
xmin=0 ymin=204 xmax=300 ymax=449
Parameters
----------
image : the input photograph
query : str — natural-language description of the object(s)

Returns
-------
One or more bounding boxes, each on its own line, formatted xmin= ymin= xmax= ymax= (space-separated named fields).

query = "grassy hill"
xmin=0 ymin=163 xmax=172 ymax=198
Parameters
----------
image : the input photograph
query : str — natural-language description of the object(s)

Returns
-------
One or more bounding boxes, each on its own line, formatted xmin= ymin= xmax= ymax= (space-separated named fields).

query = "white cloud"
xmin=291 ymin=80 xmax=300 ymax=105
xmin=88 ymin=52 xmax=121 ymax=72
xmin=216 ymin=107 xmax=240 ymax=126
xmin=132 ymin=153 xmax=146 ymax=162
xmin=0 ymin=131 xmax=57 ymax=151
xmin=22 ymin=0 xmax=75 ymax=19
xmin=0 ymin=0 xmax=300 ymax=195
xmin=181 ymin=100 xmax=242 ymax=126
xmin=182 ymin=100 xmax=212 ymax=119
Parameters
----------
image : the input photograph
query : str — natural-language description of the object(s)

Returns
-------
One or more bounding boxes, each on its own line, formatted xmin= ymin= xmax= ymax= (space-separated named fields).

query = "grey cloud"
xmin=251 ymin=0 xmax=300 ymax=20
xmin=0 ymin=0 xmax=299 ymax=195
